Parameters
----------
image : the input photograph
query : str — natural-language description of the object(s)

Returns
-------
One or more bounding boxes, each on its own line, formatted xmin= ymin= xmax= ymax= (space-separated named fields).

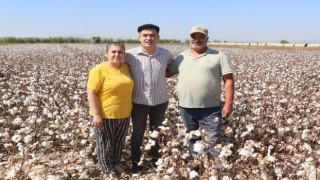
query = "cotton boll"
xmin=308 ymin=165 xmax=317 ymax=180
xmin=193 ymin=130 xmax=202 ymax=137
xmin=73 ymin=94 xmax=79 ymax=100
xmin=286 ymin=145 xmax=294 ymax=151
xmin=24 ymin=95 xmax=33 ymax=106
xmin=177 ymin=129 xmax=186 ymax=138
xmin=155 ymin=158 xmax=163 ymax=166
xmin=2 ymin=94 xmax=9 ymax=100
xmin=303 ymin=143 xmax=312 ymax=154
xmin=148 ymin=139 xmax=155 ymax=146
xmin=89 ymin=129 xmax=95 ymax=138
xmin=172 ymin=148 xmax=180 ymax=154
xmin=154 ymin=158 xmax=164 ymax=171
xmin=54 ymin=93 xmax=62 ymax=103
xmin=162 ymin=118 xmax=168 ymax=125
xmin=12 ymin=117 xmax=23 ymax=125
xmin=0 ymin=119 xmax=6 ymax=124
xmin=238 ymin=146 xmax=254 ymax=157
xmin=4 ymin=143 xmax=13 ymax=149
xmin=219 ymin=147 xmax=233 ymax=158
xmin=80 ymin=139 xmax=87 ymax=145
xmin=213 ymin=117 xmax=219 ymax=123
xmin=222 ymin=176 xmax=232 ymax=180
xmin=28 ymin=171 xmax=44 ymax=180
xmin=181 ymin=152 xmax=190 ymax=159
xmin=43 ymin=107 xmax=50 ymax=116
xmin=5 ymin=165 xmax=20 ymax=179
xmin=240 ymin=131 xmax=250 ymax=138
xmin=85 ymin=160 xmax=94 ymax=166
xmin=23 ymin=135 xmax=33 ymax=144
xmin=278 ymin=127 xmax=285 ymax=135
xmin=209 ymin=175 xmax=218 ymax=180
xmin=149 ymin=130 xmax=159 ymax=138
xmin=305 ymin=157 xmax=314 ymax=162
xmin=47 ymin=130 xmax=54 ymax=135
xmin=36 ymin=118 xmax=43 ymax=123
xmin=301 ymin=129 xmax=310 ymax=140
xmin=166 ymin=167 xmax=175 ymax=174
xmin=225 ymin=127 xmax=233 ymax=136
xmin=41 ymin=141 xmax=52 ymax=148
xmin=189 ymin=170 xmax=198 ymax=179
xmin=79 ymin=150 xmax=86 ymax=157
xmin=286 ymin=118 xmax=294 ymax=125
xmin=47 ymin=175 xmax=61 ymax=180
xmin=246 ymin=123 xmax=255 ymax=132
xmin=144 ymin=144 xmax=152 ymax=150
xmin=260 ymin=171 xmax=269 ymax=180
xmin=9 ymin=107 xmax=19 ymax=115
xmin=11 ymin=134 xmax=22 ymax=143
xmin=60 ymin=133 xmax=68 ymax=140
xmin=266 ymin=155 xmax=275 ymax=162
xmin=193 ymin=141 xmax=206 ymax=154
xmin=296 ymin=170 xmax=305 ymax=177
xmin=5 ymin=169 xmax=17 ymax=179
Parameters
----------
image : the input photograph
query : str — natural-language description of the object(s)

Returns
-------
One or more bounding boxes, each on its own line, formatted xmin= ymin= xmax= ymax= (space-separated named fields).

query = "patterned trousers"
xmin=92 ymin=117 xmax=130 ymax=173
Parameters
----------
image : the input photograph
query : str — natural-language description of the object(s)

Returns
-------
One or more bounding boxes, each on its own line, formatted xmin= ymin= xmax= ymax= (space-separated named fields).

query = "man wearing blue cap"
xmin=125 ymin=23 xmax=173 ymax=176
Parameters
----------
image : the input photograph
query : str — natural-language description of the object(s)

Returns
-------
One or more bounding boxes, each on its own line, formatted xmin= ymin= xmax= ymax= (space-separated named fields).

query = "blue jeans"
xmin=180 ymin=106 xmax=222 ymax=156
xmin=130 ymin=102 xmax=168 ymax=165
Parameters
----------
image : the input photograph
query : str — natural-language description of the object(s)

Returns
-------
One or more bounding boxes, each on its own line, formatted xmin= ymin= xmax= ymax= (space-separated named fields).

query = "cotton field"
xmin=0 ymin=44 xmax=319 ymax=180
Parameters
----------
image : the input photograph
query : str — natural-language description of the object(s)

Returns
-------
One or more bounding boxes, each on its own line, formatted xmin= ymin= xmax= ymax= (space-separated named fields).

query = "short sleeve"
xmin=168 ymin=54 xmax=183 ymax=74
xmin=166 ymin=52 xmax=174 ymax=68
xmin=87 ymin=66 xmax=104 ymax=90
xmin=220 ymin=53 xmax=234 ymax=75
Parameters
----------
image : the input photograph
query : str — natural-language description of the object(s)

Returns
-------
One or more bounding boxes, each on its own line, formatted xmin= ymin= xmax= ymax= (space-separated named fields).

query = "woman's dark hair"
xmin=106 ymin=42 xmax=125 ymax=53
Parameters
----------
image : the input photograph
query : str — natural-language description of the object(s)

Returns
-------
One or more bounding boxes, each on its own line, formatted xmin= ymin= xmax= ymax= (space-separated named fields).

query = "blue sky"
xmin=1 ymin=0 xmax=320 ymax=43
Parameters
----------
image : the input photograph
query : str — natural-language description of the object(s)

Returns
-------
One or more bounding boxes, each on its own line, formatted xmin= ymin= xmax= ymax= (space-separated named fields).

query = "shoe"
xmin=191 ymin=164 xmax=204 ymax=173
xmin=131 ymin=164 xmax=141 ymax=176
xmin=114 ymin=165 xmax=126 ymax=176
xmin=191 ymin=164 xmax=200 ymax=172
xmin=104 ymin=171 xmax=119 ymax=180
xmin=150 ymin=161 xmax=157 ymax=171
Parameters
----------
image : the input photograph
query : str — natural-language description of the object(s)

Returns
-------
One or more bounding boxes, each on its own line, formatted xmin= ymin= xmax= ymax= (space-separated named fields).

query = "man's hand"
xmin=165 ymin=69 xmax=176 ymax=78
xmin=222 ymin=104 xmax=232 ymax=118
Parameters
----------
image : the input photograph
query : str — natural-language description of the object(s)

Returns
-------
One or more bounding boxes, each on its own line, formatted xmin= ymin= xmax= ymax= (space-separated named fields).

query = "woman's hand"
xmin=92 ymin=115 xmax=103 ymax=127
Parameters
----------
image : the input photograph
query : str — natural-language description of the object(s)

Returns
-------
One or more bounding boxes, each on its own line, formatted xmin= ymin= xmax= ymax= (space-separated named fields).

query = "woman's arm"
xmin=87 ymin=89 xmax=103 ymax=127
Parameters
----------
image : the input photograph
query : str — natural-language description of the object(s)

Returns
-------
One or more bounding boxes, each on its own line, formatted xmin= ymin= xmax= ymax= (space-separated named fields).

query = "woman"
xmin=87 ymin=42 xmax=133 ymax=179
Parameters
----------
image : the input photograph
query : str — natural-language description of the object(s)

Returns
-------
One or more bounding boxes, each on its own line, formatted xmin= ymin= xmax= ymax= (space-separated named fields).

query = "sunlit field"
xmin=0 ymin=44 xmax=319 ymax=179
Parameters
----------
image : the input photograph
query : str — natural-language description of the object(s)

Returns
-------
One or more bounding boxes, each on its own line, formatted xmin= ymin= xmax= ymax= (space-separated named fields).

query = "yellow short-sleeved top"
xmin=87 ymin=62 xmax=134 ymax=118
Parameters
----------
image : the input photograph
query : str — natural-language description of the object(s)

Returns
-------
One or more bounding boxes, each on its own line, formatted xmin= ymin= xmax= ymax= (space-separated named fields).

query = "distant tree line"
xmin=280 ymin=40 xmax=290 ymax=44
xmin=0 ymin=37 xmax=292 ymax=44
xmin=0 ymin=37 xmax=91 ymax=44
xmin=0 ymin=37 xmax=182 ymax=44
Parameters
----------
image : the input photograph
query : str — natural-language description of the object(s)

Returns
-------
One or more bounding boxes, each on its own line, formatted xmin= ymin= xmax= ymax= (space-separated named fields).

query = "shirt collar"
xmin=137 ymin=46 xmax=162 ymax=56
xmin=188 ymin=47 xmax=216 ymax=56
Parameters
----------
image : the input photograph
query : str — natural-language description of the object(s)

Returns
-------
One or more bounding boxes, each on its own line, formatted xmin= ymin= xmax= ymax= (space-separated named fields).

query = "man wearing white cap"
xmin=167 ymin=25 xmax=234 ymax=157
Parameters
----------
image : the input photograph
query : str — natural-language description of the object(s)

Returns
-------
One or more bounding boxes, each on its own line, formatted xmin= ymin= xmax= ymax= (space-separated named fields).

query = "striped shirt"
xmin=126 ymin=46 xmax=173 ymax=106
